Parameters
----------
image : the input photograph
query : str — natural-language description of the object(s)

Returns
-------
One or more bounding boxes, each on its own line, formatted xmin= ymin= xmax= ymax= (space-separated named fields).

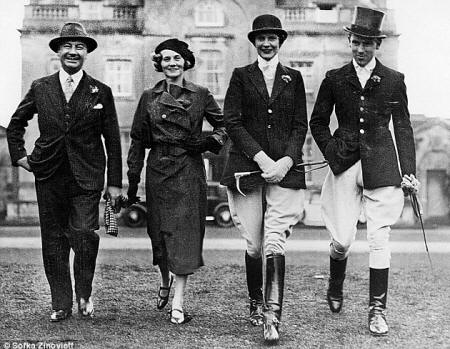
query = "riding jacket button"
xmin=360 ymin=107 xmax=364 ymax=111
xmin=161 ymin=114 xmax=167 ymax=119
xmin=360 ymin=118 xmax=364 ymax=123
xmin=268 ymin=109 xmax=273 ymax=114
xmin=360 ymin=129 xmax=365 ymax=134
xmin=267 ymin=124 xmax=272 ymax=129
xmin=360 ymin=96 xmax=365 ymax=101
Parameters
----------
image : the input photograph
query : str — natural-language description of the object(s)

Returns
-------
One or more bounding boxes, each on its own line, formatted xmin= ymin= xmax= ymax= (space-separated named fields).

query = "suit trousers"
xmin=227 ymin=184 xmax=305 ymax=258
xmin=35 ymin=162 xmax=101 ymax=311
xmin=321 ymin=160 xmax=404 ymax=268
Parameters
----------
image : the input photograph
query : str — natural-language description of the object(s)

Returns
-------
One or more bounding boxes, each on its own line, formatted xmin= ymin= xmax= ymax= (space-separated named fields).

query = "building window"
xmin=198 ymin=50 xmax=224 ymax=97
xmin=79 ymin=1 xmax=103 ymax=20
xmin=315 ymin=3 xmax=339 ymax=23
xmin=289 ymin=60 xmax=314 ymax=93
xmin=284 ymin=8 xmax=305 ymax=22
xmin=47 ymin=57 xmax=61 ymax=74
xmin=104 ymin=59 xmax=133 ymax=98
xmin=195 ymin=0 xmax=224 ymax=27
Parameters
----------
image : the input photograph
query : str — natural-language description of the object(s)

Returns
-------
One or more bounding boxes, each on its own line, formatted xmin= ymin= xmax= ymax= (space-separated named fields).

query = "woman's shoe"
xmin=157 ymin=275 xmax=174 ymax=310
xmin=170 ymin=308 xmax=193 ymax=324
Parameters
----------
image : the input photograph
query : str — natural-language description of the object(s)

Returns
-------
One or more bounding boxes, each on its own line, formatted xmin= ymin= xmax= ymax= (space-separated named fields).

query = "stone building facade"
xmin=9 ymin=0 xmax=449 ymax=224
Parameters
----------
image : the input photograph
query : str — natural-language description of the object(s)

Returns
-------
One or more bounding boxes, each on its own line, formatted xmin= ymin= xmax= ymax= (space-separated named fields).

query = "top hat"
xmin=344 ymin=7 xmax=386 ymax=39
xmin=154 ymin=38 xmax=195 ymax=70
xmin=247 ymin=14 xmax=288 ymax=45
xmin=49 ymin=22 xmax=98 ymax=53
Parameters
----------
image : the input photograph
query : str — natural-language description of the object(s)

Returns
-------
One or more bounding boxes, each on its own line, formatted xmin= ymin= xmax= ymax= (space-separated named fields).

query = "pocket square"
xmin=93 ymin=103 xmax=103 ymax=109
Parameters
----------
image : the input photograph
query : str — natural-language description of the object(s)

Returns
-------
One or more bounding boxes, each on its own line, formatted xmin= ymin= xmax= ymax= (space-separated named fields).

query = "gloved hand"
xmin=126 ymin=175 xmax=140 ymax=206
xmin=253 ymin=151 xmax=276 ymax=173
xmin=183 ymin=136 xmax=222 ymax=154
xmin=401 ymin=174 xmax=420 ymax=197
xmin=261 ymin=156 xmax=293 ymax=183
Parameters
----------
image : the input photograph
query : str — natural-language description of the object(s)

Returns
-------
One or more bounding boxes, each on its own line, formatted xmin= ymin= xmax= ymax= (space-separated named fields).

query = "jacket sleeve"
xmin=126 ymin=92 xmax=149 ymax=185
xmin=101 ymin=86 xmax=123 ymax=188
xmin=284 ymin=70 xmax=308 ymax=163
xmin=224 ymin=68 xmax=263 ymax=159
xmin=391 ymin=74 xmax=416 ymax=176
xmin=309 ymin=73 xmax=335 ymax=156
xmin=203 ymin=88 xmax=228 ymax=150
xmin=6 ymin=82 xmax=38 ymax=166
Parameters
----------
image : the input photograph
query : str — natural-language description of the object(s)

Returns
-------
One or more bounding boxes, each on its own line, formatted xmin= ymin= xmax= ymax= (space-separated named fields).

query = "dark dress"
xmin=127 ymin=79 xmax=226 ymax=274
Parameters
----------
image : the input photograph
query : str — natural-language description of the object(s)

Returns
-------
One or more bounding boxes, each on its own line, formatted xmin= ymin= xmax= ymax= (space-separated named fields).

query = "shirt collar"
xmin=59 ymin=69 xmax=83 ymax=88
xmin=353 ymin=57 xmax=376 ymax=72
xmin=258 ymin=54 xmax=279 ymax=70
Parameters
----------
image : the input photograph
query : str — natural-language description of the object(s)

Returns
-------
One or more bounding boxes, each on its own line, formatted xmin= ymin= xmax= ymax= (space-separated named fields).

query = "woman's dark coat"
xmin=127 ymin=79 xmax=226 ymax=274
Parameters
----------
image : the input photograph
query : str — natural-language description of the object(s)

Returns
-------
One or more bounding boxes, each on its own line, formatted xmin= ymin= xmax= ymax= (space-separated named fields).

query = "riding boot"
xmin=245 ymin=251 xmax=263 ymax=326
xmin=263 ymin=254 xmax=285 ymax=343
xmin=327 ymin=256 xmax=347 ymax=313
xmin=368 ymin=268 xmax=389 ymax=336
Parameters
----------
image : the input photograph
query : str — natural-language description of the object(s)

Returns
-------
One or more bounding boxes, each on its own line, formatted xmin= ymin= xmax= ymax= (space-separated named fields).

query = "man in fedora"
xmin=221 ymin=14 xmax=307 ymax=343
xmin=310 ymin=7 xmax=417 ymax=336
xmin=7 ymin=22 xmax=122 ymax=322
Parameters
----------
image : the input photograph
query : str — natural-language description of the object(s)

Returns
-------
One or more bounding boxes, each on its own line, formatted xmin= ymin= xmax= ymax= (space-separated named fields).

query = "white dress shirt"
xmin=59 ymin=69 xmax=83 ymax=92
xmin=258 ymin=54 xmax=279 ymax=96
xmin=353 ymin=57 xmax=376 ymax=88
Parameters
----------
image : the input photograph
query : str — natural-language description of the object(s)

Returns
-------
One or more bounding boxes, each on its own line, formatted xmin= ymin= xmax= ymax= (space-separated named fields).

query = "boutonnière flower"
xmin=281 ymin=75 xmax=292 ymax=83
xmin=370 ymin=75 xmax=381 ymax=83
xmin=90 ymin=85 xmax=99 ymax=94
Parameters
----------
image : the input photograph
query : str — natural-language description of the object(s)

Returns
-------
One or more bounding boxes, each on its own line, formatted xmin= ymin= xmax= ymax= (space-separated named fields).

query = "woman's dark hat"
xmin=49 ymin=22 xmax=98 ymax=53
xmin=247 ymin=14 xmax=288 ymax=45
xmin=344 ymin=7 xmax=387 ymax=39
xmin=155 ymin=38 xmax=195 ymax=70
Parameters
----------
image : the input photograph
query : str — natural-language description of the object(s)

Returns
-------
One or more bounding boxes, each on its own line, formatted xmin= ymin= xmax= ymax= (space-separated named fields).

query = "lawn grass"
xmin=0 ymin=249 xmax=449 ymax=348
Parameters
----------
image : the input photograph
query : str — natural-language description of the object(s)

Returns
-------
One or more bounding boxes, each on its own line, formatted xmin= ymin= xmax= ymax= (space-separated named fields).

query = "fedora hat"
xmin=344 ymin=7 xmax=386 ymax=39
xmin=49 ymin=22 xmax=97 ymax=53
xmin=248 ymin=14 xmax=288 ymax=45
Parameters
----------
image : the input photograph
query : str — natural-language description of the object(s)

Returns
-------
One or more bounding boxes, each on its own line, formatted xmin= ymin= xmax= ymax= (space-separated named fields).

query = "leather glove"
xmin=401 ymin=174 xmax=420 ymax=197
xmin=183 ymin=136 xmax=222 ymax=154
xmin=261 ymin=156 xmax=293 ymax=183
xmin=253 ymin=151 xmax=276 ymax=173
xmin=127 ymin=175 xmax=140 ymax=206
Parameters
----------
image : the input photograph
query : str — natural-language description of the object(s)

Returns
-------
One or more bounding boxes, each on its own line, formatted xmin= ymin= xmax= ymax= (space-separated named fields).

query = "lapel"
xmin=68 ymin=72 xmax=99 ymax=129
xmin=154 ymin=79 xmax=196 ymax=111
xmin=362 ymin=59 xmax=385 ymax=93
xmin=269 ymin=64 xmax=290 ymax=104
xmin=344 ymin=62 xmax=362 ymax=92
xmin=43 ymin=73 xmax=67 ymax=131
xmin=247 ymin=62 xmax=270 ymax=104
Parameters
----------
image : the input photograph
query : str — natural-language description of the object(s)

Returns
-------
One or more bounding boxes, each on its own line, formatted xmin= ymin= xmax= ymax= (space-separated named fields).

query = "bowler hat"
xmin=344 ymin=7 xmax=386 ymax=39
xmin=248 ymin=14 xmax=288 ymax=45
xmin=49 ymin=22 xmax=97 ymax=53
xmin=154 ymin=38 xmax=195 ymax=70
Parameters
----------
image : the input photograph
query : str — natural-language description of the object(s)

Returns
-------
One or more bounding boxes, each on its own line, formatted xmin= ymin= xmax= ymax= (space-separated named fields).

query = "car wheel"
xmin=123 ymin=204 xmax=147 ymax=228
xmin=213 ymin=202 xmax=233 ymax=228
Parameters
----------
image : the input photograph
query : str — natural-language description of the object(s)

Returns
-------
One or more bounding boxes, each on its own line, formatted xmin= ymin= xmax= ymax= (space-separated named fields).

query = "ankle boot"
xmin=368 ymin=268 xmax=389 ymax=336
xmin=263 ymin=254 xmax=285 ymax=343
xmin=327 ymin=256 xmax=347 ymax=313
xmin=245 ymin=252 xmax=263 ymax=326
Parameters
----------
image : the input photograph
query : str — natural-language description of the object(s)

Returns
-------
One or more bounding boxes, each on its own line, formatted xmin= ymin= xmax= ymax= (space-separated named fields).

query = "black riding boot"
xmin=327 ymin=256 xmax=347 ymax=313
xmin=245 ymin=251 xmax=263 ymax=326
xmin=368 ymin=268 xmax=389 ymax=336
xmin=263 ymin=254 xmax=285 ymax=343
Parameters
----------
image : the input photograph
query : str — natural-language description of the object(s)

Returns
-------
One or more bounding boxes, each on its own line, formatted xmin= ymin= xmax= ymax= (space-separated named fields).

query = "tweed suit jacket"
xmin=309 ymin=59 xmax=415 ymax=189
xmin=7 ymin=71 xmax=122 ymax=190
xmin=220 ymin=61 xmax=308 ymax=190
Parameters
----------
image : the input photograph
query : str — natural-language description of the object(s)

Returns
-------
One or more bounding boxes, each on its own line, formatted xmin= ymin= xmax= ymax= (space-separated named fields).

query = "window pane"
xmin=105 ymin=59 xmax=133 ymax=97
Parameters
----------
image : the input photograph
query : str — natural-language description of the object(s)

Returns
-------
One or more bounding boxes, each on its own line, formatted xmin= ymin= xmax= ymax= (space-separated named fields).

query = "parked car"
xmin=121 ymin=181 xmax=233 ymax=228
